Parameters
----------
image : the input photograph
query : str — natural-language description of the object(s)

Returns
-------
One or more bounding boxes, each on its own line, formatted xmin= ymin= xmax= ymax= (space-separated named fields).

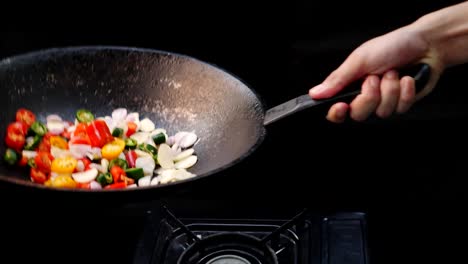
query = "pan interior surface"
xmin=0 ymin=46 xmax=265 ymax=189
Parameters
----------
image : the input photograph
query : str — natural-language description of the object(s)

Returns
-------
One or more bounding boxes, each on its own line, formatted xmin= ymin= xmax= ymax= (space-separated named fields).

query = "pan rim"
xmin=0 ymin=45 xmax=268 ymax=193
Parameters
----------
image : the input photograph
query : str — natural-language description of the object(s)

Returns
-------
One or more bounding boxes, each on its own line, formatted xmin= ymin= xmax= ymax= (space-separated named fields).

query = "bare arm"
xmin=309 ymin=1 xmax=468 ymax=123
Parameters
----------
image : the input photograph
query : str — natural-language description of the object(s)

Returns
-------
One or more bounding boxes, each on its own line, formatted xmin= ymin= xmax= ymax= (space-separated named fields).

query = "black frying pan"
xmin=0 ymin=46 xmax=431 ymax=195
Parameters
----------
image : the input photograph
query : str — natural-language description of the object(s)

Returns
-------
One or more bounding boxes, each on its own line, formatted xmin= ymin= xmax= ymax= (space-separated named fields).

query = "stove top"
xmin=133 ymin=206 xmax=369 ymax=264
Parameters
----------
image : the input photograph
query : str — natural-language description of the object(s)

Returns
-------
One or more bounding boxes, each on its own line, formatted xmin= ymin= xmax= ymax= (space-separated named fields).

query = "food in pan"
xmin=3 ymin=108 xmax=199 ymax=189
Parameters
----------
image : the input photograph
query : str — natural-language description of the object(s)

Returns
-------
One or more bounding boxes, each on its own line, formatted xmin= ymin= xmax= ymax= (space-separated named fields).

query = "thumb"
xmin=309 ymin=53 xmax=367 ymax=99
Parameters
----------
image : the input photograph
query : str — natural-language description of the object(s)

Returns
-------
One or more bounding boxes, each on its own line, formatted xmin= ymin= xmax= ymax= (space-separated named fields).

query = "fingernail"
xmin=309 ymin=84 xmax=326 ymax=96
xmin=385 ymin=71 xmax=398 ymax=80
xmin=369 ymin=76 xmax=379 ymax=87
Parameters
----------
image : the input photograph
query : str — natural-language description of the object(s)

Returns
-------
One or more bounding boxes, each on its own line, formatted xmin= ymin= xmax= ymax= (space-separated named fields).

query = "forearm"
xmin=412 ymin=1 xmax=468 ymax=67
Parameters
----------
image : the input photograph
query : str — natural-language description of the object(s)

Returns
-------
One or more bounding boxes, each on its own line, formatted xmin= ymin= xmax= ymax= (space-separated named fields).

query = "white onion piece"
xmin=166 ymin=136 xmax=176 ymax=146
xmin=67 ymin=125 xmax=76 ymax=133
xmin=130 ymin=132 xmax=149 ymax=145
xmin=74 ymin=119 xmax=79 ymax=126
xmin=171 ymin=143 xmax=181 ymax=155
xmin=116 ymin=120 xmax=128 ymax=136
xmin=159 ymin=170 xmax=176 ymax=184
xmin=135 ymin=156 xmax=156 ymax=176
xmin=104 ymin=116 xmax=115 ymax=132
xmin=157 ymin=144 xmax=175 ymax=169
xmin=150 ymin=177 xmax=160 ymax=186
xmin=50 ymin=147 xmax=71 ymax=159
xmin=126 ymin=112 xmax=140 ymax=128
xmin=173 ymin=169 xmax=196 ymax=181
xmin=76 ymin=160 xmax=85 ymax=172
xmin=101 ymin=159 xmax=109 ymax=173
xmin=72 ymin=168 xmax=98 ymax=183
xmin=86 ymin=147 xmax=102 ymax=161
xmin=69 ymin=144 xmax=92 ymax=159
xmin=89 ymin=163 xmax=103 ymax=173
xmin=145 ymin=137 xmax=156 ymax=148
xmin=138 ymin=176 xmax=152 ymax=187
xmin=174 ymin=132 xmax=190 ymax=145
xmin=174 ymin=155 xmax=198 ymax=169
xmin=47 ymin=120 xmax=65 ymax=135
xmin=46 ymin=114 xmax=62 ymax=123
xmin=155 ymin=167 xmax=173 ymax=175
xmin=26 ymin=136 xmax=34 ymax=146
xmin=134 ymin=149 xmax=152 ymax=158
xmin=140 ymin=118 xmax=155 ymax=132
xmin=112 ymin=108 xmax=127 ymax=122
xmin=127 ymin=184 xmax=138 ymax=188
xmin=174 ymin=149 xmax=194 ymax=162
xmin=22 ymin=150 xmax=37 ymax=159
xmin=90 ymin=181 xmax=102 ymax=190
xmin=118 ymin=152 xmax=126 ymax=160
xmin=179 ymin=133 xmax=198 ymax=149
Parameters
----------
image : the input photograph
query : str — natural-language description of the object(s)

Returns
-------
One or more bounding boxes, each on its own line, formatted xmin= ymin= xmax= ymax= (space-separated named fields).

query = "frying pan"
xmin=0 ymin=46 xmax=431 ymax=195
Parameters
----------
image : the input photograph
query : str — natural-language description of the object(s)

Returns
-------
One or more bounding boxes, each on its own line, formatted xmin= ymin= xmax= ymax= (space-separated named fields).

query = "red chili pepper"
xmin=104 ymin=182 xmax=127 ymax=189
xmin=86 ymin=120 xmax=113 ymax=148
xmin=126 ymin=122 xmax=137 ymax=137
xmin=110 ymin=165 xmax=126 ymax=183
xmin=125 ymin=150 xmax=137 ymax=168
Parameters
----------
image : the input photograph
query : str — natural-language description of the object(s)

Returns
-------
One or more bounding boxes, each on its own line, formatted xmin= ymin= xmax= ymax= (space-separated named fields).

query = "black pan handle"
xmin=263 ymin=63 xmax=431 ymax=126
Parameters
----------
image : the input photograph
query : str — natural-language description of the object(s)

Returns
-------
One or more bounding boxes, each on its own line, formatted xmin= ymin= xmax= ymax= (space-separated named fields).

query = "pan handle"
xmin=263 ymin=63 xmax=431 ymax=126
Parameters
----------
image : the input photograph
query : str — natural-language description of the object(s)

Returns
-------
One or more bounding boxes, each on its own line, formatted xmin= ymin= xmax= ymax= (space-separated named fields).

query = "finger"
xmin=349 ymin=75 xmax=381 ymax=121
xmin=396 ymin=76 xmax=416 ymax=114
xmin=309 ymin=52 xmax=367 ymax=99
xmin=376 ymin=70 xmax=400 ymax=118
xmin=326 ymin=103 xmax=349 ymax=123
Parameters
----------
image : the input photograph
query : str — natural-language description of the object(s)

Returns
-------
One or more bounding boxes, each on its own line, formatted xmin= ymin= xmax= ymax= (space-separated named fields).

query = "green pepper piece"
xmin=109 ymin=158 xmax=128 ymax=170
xmin=4 ymin=149 xmax=18 ymax=165
xmin=29 ymin=121 xmax=47 ymax=136
xmin=152 ymin=132 xmax=166 ymax=145
xmin=125 ymin=168 xmax=144 ymax=181
xmin=112 ymin=128 xmax=124 ymax=138
xmin=96 ymin=172 xmax=113 ymax=186
xmin=125 ymin=138 xmax=137 ymax=150
xmin=138 ymin=143 xmax=158 ymax=156
xmin=24 ymin=135 xmax=42 ymax=151
xmin=27 ymin=158 xmax=36 ymax=168
xmin=76 ymin=109 xmax=95 ymax=123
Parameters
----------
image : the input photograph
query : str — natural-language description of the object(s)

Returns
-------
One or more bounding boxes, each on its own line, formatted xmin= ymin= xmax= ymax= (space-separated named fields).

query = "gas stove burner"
xmin=205 ymin=254 xmax=250 ymax=264
xmin=177 ymin=233 xmax=278 ymax=264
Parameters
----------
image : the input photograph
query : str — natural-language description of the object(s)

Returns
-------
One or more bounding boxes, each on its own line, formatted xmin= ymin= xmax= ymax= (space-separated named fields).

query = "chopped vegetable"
xmin=24 ymin=135 xmax=42 ymax=150
xmin=16 ymin=108 xmax=36 ymax=128
xmin=86 ymin=120 xmax=114 ymax=148
xmin=137 ymin=143 xmax=158 ymax=159
xmin=125 ymin=168 xmax=144 ymax=181
xmin=112 ymin=128 xmax=124 ymax=138
xmin=5 ymin=108 xmax=200 ymax=189
xmin=29 ymin=121 xmax=47 ymax=136
xmin=108 ymin=158 xmax=128 ymax=170
xmin=125 ymin=138 xmax=137 ymax=149
xmin=5 ymin=122 xmax=26 ymax=151
xmin=4 ymin=148 xmax=18 ymax=165
xmin=152 ymin=132 xmax=166 ymax=145
xmin=102 ymin=138 xmax=125 ymax=160
xmin=72 ymin=168 xmax=99 ymax=183
xmin=51 ymin=157 xmax=77 ymax=174
xmin=76 ymin=109 xmax=95 ymax=123
xmin=96 ymin=172 xmax=113 ymax=186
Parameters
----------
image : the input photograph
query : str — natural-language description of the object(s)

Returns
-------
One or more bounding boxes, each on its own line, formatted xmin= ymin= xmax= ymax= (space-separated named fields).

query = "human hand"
xmin=309 ymin=24 xmax=443 ymax=123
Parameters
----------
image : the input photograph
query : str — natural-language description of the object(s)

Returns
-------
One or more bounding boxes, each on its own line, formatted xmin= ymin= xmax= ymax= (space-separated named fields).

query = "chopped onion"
xmin=135 ymin=156 xmax=156 ymax=176
xmin=174 ymin=155 xmax=198 ymax=169
xmin=22 ymin=150 xmax=37 ymax=159
xmin=47 ymin=120 xmax=65 ymax=135
xmin=138 ymin=176 xmax=152 ymax=187
xmin=89 ymin=163 xmax=104 ymax=173
xmin=72 ymin=168 xmax=99 ymax=183
xmin=101 ymin=159 xmax=109 ymax=173
xmin=76 ymin=160 xmax=85 ymax=172
xmin=69 ymin=144 xmax=92 ymax=159
xmin=104 ymin=116 xmax=115 ymax=132
xmin=112 ymin=108 xmax=127 ymax=122
xmin=134 ymin=149 xmax=152 ymax=158
xmin=46 ymin=114 xmax=62 ymax=123
xmin=157 ymin=144 xmax=175 ymax=169
xmin=126 ymin=112 xmax=140 ymax=128
xmin=174 ymin=149 xmax=195 ymax=162
xmin=130 ymin=132 xmax=149 ymax=145
xmin=90 ymin=181 xmax=102 ymax=190
xmin=140 ymin=118 xmax=155 ymax=132
xmin=50 ymin=146 xmax=71 ymax=159
xmin=150 ymin=176 xmax=160 ymax=186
